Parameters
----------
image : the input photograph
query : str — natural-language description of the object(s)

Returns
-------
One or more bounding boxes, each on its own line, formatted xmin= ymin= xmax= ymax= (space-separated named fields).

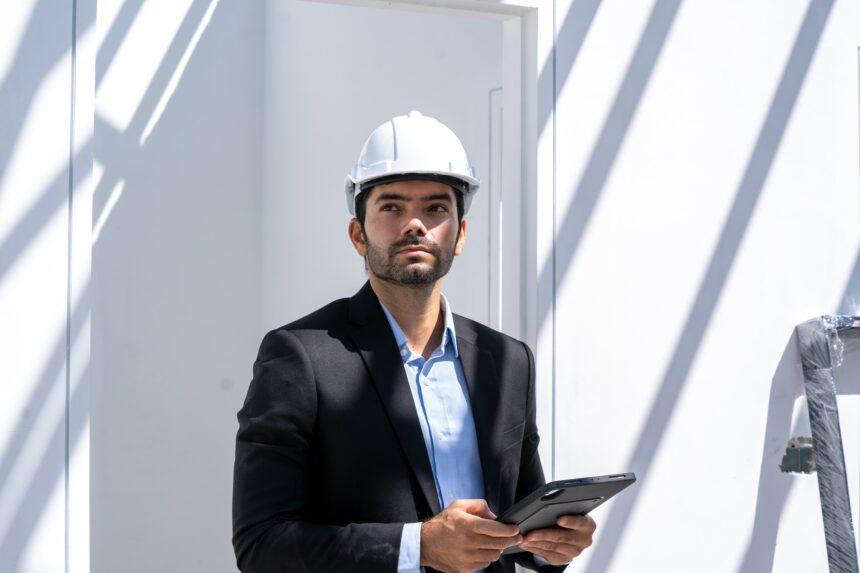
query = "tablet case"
xmin=497 ymin=473 xmax=636 ymax=555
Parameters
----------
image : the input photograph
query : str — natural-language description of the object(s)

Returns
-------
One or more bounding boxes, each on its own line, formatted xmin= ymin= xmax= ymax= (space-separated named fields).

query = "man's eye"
xmin=429 ymin=205 xmax=448 ymax=212
xmin=381 ymin=204 xmax=399 ymax=211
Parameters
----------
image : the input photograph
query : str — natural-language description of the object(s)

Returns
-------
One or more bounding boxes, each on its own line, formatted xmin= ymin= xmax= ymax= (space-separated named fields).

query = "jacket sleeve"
xmin=506 ymin=341 xmax=570 ymax=573
xmin=232 ymin=329 xmax=404 ymax=573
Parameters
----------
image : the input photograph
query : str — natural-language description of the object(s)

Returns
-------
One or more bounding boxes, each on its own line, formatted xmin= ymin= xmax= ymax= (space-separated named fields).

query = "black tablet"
xmin=497 ymin=473 xmax=636 ymax=555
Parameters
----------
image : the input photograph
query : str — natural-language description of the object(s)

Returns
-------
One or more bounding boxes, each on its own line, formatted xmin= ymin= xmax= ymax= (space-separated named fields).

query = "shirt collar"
xmin=378 ymin=292 xmax=459 ymax=360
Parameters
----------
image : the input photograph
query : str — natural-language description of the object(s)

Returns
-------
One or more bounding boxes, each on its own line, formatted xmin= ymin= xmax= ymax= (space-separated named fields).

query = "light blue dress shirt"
xmin=379 ymin=293 xmax=489 ymax=573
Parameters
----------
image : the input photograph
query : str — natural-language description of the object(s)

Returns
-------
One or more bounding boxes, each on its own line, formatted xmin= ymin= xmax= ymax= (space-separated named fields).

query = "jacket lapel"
xmin=347 ymin=281 xmax=443 ymax=517
xmin=454 ymin=317 xmax=504 ymax=517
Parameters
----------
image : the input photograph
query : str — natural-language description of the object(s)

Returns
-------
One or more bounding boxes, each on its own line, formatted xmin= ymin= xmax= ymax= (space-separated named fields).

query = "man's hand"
xmin=420 ymin=498 xmax=523 ymax=573
xmin=517 ymin=514 xmax=596 ymax=566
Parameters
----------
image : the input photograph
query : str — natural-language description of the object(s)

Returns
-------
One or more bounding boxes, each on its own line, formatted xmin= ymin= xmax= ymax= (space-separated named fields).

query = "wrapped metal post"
xmin=795 ymin=315 xmax=860 ymax=573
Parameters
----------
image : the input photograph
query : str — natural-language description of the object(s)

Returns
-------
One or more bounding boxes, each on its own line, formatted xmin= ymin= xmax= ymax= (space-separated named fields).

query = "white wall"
xmin=0 ymin=0 xmax=92 ymax=571
xmin=548 ymin=1 xmax=860 ymax=571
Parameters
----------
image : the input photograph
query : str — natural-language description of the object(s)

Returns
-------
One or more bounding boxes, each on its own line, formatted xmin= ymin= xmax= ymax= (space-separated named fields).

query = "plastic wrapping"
xmin=795 ymin=315 xmax=860 ymax=573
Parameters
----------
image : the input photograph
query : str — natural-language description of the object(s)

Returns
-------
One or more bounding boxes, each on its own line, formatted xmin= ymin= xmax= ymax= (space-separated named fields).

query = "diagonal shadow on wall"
xmin=537 ymin=0 xmax=603 ymax=137
xmin=0 ymin=140 xmax=91 ymax=290
xmin=735 ymin=333 xmax=805 ymax=573
xmin=0 ymin=0 xmax=217 ymax=566
xmin=0 ymin=283 xmax=89 ymax=568
xmin=0 ymin=21 xmax=220 ymax=555
xmin=580 ymin=2 xmax=835 ymax=571
xmin=0 ymin=0 xmax=215 ymax=291
xmin=0 ymin=0 xmax=146 ymax=201
xmin=95 ymin=0 xmax=146 ymax=88
xmin=536 ymin=0 xmax=684 ymax=339
xmin=0 ymin=0 xmax=95 ymax=202
xmin=0 ymin=155 xmax=90 ymax=482
xmin=0 ymin=0 xmax=214 ymax=292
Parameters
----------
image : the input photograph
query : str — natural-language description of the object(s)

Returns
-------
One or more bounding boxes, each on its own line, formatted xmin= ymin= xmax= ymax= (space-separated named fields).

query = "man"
xmin=232 ymin=111 xmax=596 ymax=572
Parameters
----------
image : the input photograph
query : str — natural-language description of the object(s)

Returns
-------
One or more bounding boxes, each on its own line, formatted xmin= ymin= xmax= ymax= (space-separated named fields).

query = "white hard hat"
xmin=345 ymin=110 xmax=480 ymax=215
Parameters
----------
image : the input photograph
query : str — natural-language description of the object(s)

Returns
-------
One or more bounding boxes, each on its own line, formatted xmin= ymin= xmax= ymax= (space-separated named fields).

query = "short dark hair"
xmin=354 ymin=184 xmax=465 ymax=233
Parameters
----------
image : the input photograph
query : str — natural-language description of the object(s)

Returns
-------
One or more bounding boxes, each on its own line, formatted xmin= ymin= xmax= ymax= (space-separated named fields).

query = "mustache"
xmin=390 ymin=237 xmax=438 ymax=254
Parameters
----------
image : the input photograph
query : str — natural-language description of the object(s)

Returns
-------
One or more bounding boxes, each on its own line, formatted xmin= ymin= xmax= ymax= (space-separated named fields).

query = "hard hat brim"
xmin=345 ymin=171 xmax=478 ymax=216
xmin=357 ymin=172 xmax=472 ymax=196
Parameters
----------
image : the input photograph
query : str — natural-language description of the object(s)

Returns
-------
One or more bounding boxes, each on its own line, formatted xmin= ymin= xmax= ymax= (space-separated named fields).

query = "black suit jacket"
xmin=232 ymin=280 xmax=568 ymax=573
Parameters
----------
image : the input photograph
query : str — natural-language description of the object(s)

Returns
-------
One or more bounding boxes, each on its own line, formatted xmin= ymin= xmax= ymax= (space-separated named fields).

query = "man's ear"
xmin=348 ymin=218 xmax=367 ymax=257
xmin=454 ymin=218 xmax=466 ymax=256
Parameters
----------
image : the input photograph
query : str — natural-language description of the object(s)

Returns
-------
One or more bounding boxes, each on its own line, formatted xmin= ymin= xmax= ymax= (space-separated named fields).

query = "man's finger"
xmin=520 ymin=539 xmax=583 ymax=557
xmin=463 ymin=512 xmax=520 ymax=537
xmin=521 ymin=544 xmax=572 ymax=566
xmin=556 ymin=514 xmax=596 ymax=533
xmin=523 ymin=525 xmax=591 ymax=547
xmin=473 ymin=532 xmax=523 ymax=550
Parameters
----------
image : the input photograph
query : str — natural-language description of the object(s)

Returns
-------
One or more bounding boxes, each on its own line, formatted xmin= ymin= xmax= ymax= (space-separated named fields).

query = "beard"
xmin=364 ymin=231 xmax=456 ymax=287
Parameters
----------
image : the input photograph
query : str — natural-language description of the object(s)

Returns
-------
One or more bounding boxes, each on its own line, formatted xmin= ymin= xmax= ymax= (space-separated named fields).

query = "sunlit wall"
xmin=548 ymin=1 xmax=860 ymax=571
xmin=0 ymin=0 xmax=91 ymax=571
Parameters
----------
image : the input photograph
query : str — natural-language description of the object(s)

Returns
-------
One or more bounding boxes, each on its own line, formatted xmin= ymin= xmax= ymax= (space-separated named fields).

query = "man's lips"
xmin=397 ymin=247 xmax=432 ymax=255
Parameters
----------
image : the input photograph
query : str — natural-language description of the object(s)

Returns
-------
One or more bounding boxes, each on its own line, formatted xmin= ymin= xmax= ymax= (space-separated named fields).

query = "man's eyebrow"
xmin=421 ymin=193 xmax=453 ymax=203
xmin=374 ymin=192 xmax=453 ymax=204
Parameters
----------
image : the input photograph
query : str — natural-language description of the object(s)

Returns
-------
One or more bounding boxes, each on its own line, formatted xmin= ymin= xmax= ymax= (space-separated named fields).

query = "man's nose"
xmin=402 ymin=216 xmax=428 ymax=236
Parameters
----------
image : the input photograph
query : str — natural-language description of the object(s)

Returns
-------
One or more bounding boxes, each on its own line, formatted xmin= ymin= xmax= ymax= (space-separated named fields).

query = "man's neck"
xmin=369 ymin=275 xmax=445 ymax=360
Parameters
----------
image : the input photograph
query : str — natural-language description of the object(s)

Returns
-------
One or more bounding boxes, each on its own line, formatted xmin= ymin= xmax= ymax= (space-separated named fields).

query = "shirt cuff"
xmin=397 ymin=522 xmax=423 ymax=573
